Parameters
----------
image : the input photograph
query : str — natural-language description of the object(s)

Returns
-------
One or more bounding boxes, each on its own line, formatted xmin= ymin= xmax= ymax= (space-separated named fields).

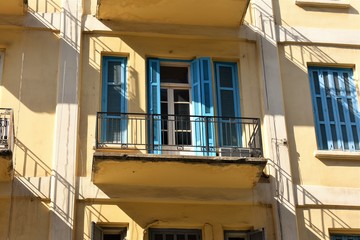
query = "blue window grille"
xmin=308 ymin=67 xmax=360 ymax=151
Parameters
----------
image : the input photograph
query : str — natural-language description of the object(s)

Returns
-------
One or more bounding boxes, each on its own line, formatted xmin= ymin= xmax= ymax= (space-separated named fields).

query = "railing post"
xmin=257 ymin=118 xmax=263 ymax=157
xmin=205 ymin=116 xmax=209 ymax=156
xmin=95 ymin=113 xmax=99 ymax=149
xmin=149 ymin=114 xmax=154 ymax=153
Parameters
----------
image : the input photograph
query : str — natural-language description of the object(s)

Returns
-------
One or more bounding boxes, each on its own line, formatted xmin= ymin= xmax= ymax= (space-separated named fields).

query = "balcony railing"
xmin=96 ymin=112 xmax=262 ymax=157
xmin=0 ymin=108 xmax=14 ymax=154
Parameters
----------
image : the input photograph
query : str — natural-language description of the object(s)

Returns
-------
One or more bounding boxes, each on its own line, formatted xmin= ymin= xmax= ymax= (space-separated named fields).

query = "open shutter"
xmin=147 ymin=59 xmax=162 ymax=154
xmin=91 ymin=222 xmax=103 ymax=240
xmin=101 ymin=57 xmax=127 ymax=144
xmin=248 ymin=229 xmax=265 ymax=240
xmin=191 ymin=57 xmax=215 ymax=156
xmin=215 ymin=62 xmax=241 ymax=147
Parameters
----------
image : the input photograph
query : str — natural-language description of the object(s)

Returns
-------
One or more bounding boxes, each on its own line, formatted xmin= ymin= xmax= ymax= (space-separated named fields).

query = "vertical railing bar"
xmin=205 ymin=116 xmax=209 ymax=155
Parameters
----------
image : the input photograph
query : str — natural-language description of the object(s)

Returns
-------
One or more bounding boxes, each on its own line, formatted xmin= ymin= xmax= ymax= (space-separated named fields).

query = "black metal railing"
xmin=96 ymin=112 xmax=262 ymax=157
xmin=0 ymin=108 xmax=14 ymax=153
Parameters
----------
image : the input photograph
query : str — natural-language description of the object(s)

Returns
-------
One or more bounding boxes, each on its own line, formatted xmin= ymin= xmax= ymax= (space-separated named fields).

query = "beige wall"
xmin=0 ymin=29 xmax=58 ymax=178
xmin=297 ymin=208 xmax=360 ymax=240
xmin=79 ymin=33 xmax=263 ymax=176
xmin=277 ymin=0 xmax=360 ymax=30
xmin=75 ymin=202 xmax=275 ymax=240
xmin=279 ymin=44 xmax=360 ymax=188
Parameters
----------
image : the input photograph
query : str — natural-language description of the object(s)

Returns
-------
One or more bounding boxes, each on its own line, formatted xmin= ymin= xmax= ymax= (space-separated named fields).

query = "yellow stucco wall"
xmin=277 ymin=0 xmax=360 ymax=29
xmin=79 ymin=33 xmax=263 ymax=177
xmin=0 ymin=29 xmax=58 ymax=177
xmin=75 ymin=202 xmax=275 ymax=240
xmin=279 ymin=44 xmax=360 ymax=187
xmin=297 ymin=208 xmax=360 ymax=240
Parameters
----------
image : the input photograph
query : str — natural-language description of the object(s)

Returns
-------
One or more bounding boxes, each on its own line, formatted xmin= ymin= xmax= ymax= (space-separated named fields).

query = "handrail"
xmin=96 ymin=112 xmax=263 ymax=157
xmin=0 ymin=108 xmax=14 ymax=154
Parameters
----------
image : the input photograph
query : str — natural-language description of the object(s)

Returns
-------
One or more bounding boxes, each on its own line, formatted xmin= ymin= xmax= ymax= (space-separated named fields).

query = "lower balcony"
xmin=0 ymin=108 xmax=14 ymax=181
xmin=92 ymin=112 xmax=267 ymax=189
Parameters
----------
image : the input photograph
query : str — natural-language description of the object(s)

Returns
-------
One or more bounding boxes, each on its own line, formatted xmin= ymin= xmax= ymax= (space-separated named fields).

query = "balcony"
xmin=0 ymin=108 xmax=14 ymax=181
xmin=92 ymin=113 xmax=267 ymax=189
xmin=96 ymin=0 xmax=250 ymax=28
xmin=0 ymin=0 xmax=27 ymax=15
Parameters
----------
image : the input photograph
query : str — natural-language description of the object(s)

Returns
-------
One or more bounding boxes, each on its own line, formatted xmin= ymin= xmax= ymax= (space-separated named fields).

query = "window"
xmin=308 ymin=67 xmax=360 ymax=151
xmin=91 ymin=222 xmax=127 ymax=240
xmin=147 ymin=58 xmax=241 ymax=155
xmin=101 ymin=56 xmax=127 ymax=143
xmin=224 ymin=230 xmax=265 ymax=240
xmin=331 ymin=233 xmax=360 ymax=240
xmin=149 ymin=228 xmax=201 ymax=240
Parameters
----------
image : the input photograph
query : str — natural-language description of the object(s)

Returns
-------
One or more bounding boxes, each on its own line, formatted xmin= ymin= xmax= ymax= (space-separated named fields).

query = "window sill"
xmin=315 ymin=150 xmax=360 ymax=161
xmin=295 ymin=0 xmax=350 ymax=8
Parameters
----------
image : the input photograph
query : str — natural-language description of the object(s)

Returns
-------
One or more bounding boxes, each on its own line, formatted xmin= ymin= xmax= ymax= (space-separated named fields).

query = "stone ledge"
xmin=315 ymin=150 xmax=360 ymax=161
xmin=295 ymin=0 xmax=350 ymax=8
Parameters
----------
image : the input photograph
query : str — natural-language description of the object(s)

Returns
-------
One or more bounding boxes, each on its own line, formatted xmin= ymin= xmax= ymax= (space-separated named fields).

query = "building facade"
xmin=0 ymin=0 xmax=359 ymax=239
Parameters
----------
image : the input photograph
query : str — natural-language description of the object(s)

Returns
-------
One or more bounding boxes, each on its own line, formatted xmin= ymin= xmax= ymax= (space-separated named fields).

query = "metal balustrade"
xmin=96 ymin=112 xmax=262 ymax=157
xmin=0 ymin=108 xmax=14 ymax=153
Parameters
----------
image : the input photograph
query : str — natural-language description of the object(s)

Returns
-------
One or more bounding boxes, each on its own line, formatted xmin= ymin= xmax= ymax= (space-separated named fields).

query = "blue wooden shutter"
xmin=309 ymin=67 xmax=360 ymax=151
xmin=191 ymin=57 xmax=215 ymax=156
xmin=214 ymin=62 xmax=241 ymax=147
xmin=147 ymin=59 xmax=162 ymax=154
xmin=101 ymin=56 xmax=127 ymax=143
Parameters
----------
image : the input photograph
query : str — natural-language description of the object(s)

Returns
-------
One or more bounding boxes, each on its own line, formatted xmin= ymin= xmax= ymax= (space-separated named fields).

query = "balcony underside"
xmin=92 ymin=152 xmax=267 ymax=189
xmin=0 ymin=152 xmax=12 ymax=181
xmin=0 ymin=0 xmax=27 ymax=15
xmin=96 ymin=0 xmax=250 ymax=28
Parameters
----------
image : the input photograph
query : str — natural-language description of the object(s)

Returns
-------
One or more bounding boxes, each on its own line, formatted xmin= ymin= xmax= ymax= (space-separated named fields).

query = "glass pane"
xmin=107 ymin=86 xmax=122 ymax=112
xmin=166 ymin=234 xmax=174 ymax=240
xmin=160 ymin=66 xmax=188 ymax=84
xmin=175 ymin=132 xmax=191 ymax=145
xmin=187 ymin=235 xmax=198 ymax=240
xmin=161 ymin=89 xmax=168 ymax=101
xmin=313 ymin=71 xmax=320 ymax=94
xmin=162 ymin=130 xmax=168 ymax=145
xmin=154 ymin=234 xmax=163 ymax=240
xmin=175 ymin=103 xmax=190 ymax=116
xmin=108 ymin=61 xmax=122 ymax=84
xmin=219 ymin=66 xmax=233 ymax=88
xmin=177 ymin=234 xmax=185 ymax=240
xmin=175 ymin=116 xmax=191 ymax=130
xmin=104 ymin=234 xmax=122 ymax=240
xmin=174 ymin=90 xmax=190 ymax=102
xmin=220 ymin=90 xmax=235 ymax=117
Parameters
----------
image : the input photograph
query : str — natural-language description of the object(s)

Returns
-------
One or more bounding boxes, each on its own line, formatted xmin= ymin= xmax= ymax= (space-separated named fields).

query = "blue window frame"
xmin=101 ymin=56 xmax=127 ymax=143
xmin=331 ymin=234 xmax=360 ymax=240
xmin=149 ymin=228 xmax=202 ymax=240
xmin=309 ymin=67 xmax=360 ymax=151
xmin=147 ymin=58 xmax=215 ymax=155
